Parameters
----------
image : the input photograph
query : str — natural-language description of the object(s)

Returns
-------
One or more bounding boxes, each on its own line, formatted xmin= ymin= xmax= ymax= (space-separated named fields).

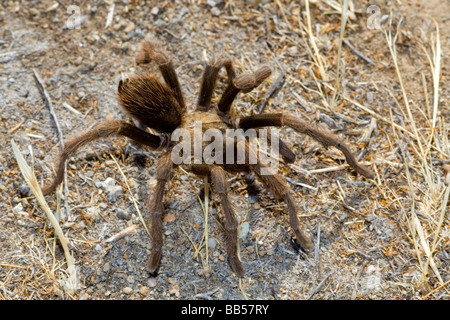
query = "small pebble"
xmin=140 ymin=286 xmax=149 ymax=296
xmin=103 ymin=262 xmax=111 ymax=272
xmin=208 ymin=237 xmax=217 ymax=250
xmin=124 ymin=21 xmax=135 ymax=33
xmin=238 ymin=221 xmax=250 ymax=240
xmin=29 ymin=8 xmax=39 ymax=16
xmin=211 ymin=7 xmax=220 ymax=16
xmin=19 ymin=185 xmax=30 ymax=197
xmin=13 ymin=203 xmax=23 ymax=213
xmin=123 ymin=287 xmax=133 ymax=294
xmin=148 ymin=277 xmax=157 ymax=288
xmin=127 ymin=275 xmax=134 ymax=284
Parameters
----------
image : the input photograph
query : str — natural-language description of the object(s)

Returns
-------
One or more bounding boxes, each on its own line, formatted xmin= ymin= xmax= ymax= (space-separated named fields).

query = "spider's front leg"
xmin=42 ymin=120 xmax=164 ymax=195
xmin=197 ymin=56 xmax=235 ymax=111
xmin=146 ymin=152 xmax=174 ymax=276
xmin=218 ymin=65 xmax=272 ymax=115
xmin=136 ymin=40 xmax=185 ymax=110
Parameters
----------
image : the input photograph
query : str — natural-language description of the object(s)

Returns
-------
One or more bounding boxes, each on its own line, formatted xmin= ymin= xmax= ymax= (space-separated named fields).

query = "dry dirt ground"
xmin=0 ymin=0 xmax=449 ymax=300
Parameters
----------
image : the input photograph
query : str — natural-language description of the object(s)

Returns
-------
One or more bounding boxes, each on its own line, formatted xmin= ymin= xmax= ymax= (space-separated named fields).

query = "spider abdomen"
xmin=118 ymin=74 xmax=183 ymax=133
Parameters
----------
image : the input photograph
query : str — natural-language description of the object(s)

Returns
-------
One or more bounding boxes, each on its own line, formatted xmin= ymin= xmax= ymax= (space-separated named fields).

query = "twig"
xmin=199 ymin=177 xmax=211 ymax=274
xmin=0 ymin=263 xmax=30 ymax=270
xmin=110 ymin=154 xmax=150 ymax=236
xmin=62 ymin=102 xmax=82 ymax=116
xmin=331 ymin=0 xmax=349 ymax=108
xmin=32 ymin=68 xmax=70 ymax=221
xmin=8 ymin=120 xmax=25 ymax=134
xmin=303 ymin=0 xmax=329 ymax=81
xmin=342 ymin=38 xmax=376 ymax=66
xmin=321 ymin=81 xmax=415 ymax=139
xmin=308 ymin=271 xmax=334 ymax=300
xmin=105 ymin=2 xmax=115 ymax=28
xmin=285 ymin=176 xmax=317 ymax=191
xmin=351 ymin=260 xmax=367 ymax=299
xmin=105 ymin=224 xmax=139 ymax=243
xmin=257 ymin=69 xmax=286 ymax=114
xmin=194 ymin=287 xmax=220 ymax=300
xmin=32 ymin=69 xmax=64 ymax=145
xmin=422 ymin=279 xmax=450 ymax=300
xmin=315 ymin=223 xmax=322 ymax=278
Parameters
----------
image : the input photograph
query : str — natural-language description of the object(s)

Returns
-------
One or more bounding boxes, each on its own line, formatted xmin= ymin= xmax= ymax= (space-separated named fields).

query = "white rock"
xmin=238 ymin=221 xmax=250 ymax=240
xmin=123 ymin=287 xmax=133 ymax=294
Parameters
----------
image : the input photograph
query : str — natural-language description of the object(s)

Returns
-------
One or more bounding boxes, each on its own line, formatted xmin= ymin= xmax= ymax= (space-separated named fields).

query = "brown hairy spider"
xmin=42 ymin=39 xmax=374 ymax=278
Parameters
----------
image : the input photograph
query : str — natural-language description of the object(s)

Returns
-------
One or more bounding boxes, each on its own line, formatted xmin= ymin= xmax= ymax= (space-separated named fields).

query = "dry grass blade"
xmin=384 ymin=17 xmax=425 ymax=158
xmin=109 ymin=153 xmax=150 ymax=236
xmin=321 ymin=81 xmax=415 ymax=139
xmin=383 ymin=14 xmax=447 ymax=288
xmin=11 ymin=140 xmax=78 ymax=294
xmin=402 ymin=156 xmax=443 ymax=285
xmin=331 ymin=0 xmax=349 ymax=108
xmin=415 ymin=18 xmax=442 ymax=154
xmin=422 ymin=279 xmax=450 ymax=300
xmin=303 ymin=0 xmax=329 ymax=82
xmin=195 ymin=177 xmax=211 ymax=275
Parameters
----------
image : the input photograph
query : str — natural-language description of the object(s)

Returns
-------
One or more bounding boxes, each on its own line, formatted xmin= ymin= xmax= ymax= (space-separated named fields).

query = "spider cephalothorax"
xmin=42 ymin=40 xmax=374 ymax=278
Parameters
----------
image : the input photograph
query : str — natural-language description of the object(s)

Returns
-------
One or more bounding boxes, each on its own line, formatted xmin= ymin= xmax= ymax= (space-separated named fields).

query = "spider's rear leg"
xmin=210 ymin=166 xmax=245 ymax=277
xmin=146 ymin=152 xmax=174 ymax=276
xmin=251 ymin=164 xmax=314 ymax=251
xmin=238 ymin=112 xmax=374 ymax=179
xmin=243 ymin=173 xmax=260 ymax=204
xmin=262 ymin=129 xmax=296 ymax=164
xmin=234 ymin=139 xmax=313 ymax=251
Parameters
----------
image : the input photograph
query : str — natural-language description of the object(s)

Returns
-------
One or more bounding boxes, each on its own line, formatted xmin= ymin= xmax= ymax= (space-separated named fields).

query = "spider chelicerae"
xmin=42 ymin=39 xmax=374 ymax=278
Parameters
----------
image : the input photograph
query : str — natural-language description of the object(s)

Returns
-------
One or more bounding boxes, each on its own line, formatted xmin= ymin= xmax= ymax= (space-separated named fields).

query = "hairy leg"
xmin=260 ymin=129 xmax=296 ymax=164
xmin=251 ymin=164 xmax=314 ymax=251
xmin=238 ymin=112 xmax=374 ymax=178
xmin=210 ymin=166 xmax=245 ymax=277
xmin=42 ymin=121 xmax=164 ymax=195
xmin=231 ymin=139 xmax=313 ymax=251
xmin=146 ymin=152 xmax=174 ymax=276
xmin=197 ymin=56 xmax=235 ymax=111
xmin=136 ymin=40 xmax=185 ymax=110
xmin=218 ymin=65 xmax=272 ymax=114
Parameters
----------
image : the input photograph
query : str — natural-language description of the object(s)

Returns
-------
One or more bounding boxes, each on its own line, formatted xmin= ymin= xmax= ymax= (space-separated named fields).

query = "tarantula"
xmin=41 ymin=40 xmax=374 ymax=278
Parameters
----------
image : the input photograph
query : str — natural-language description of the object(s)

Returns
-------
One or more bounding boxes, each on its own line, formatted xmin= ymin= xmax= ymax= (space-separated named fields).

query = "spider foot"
xmin=293 ymin=227 xmax=314 ymax=252
xmin=136 ymin=39 xmax=169 ymax=65
xmin=228 ymin=255 xmax=245 ymax=278
xmin=148 ymin=250 xmax=162 ymax=277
